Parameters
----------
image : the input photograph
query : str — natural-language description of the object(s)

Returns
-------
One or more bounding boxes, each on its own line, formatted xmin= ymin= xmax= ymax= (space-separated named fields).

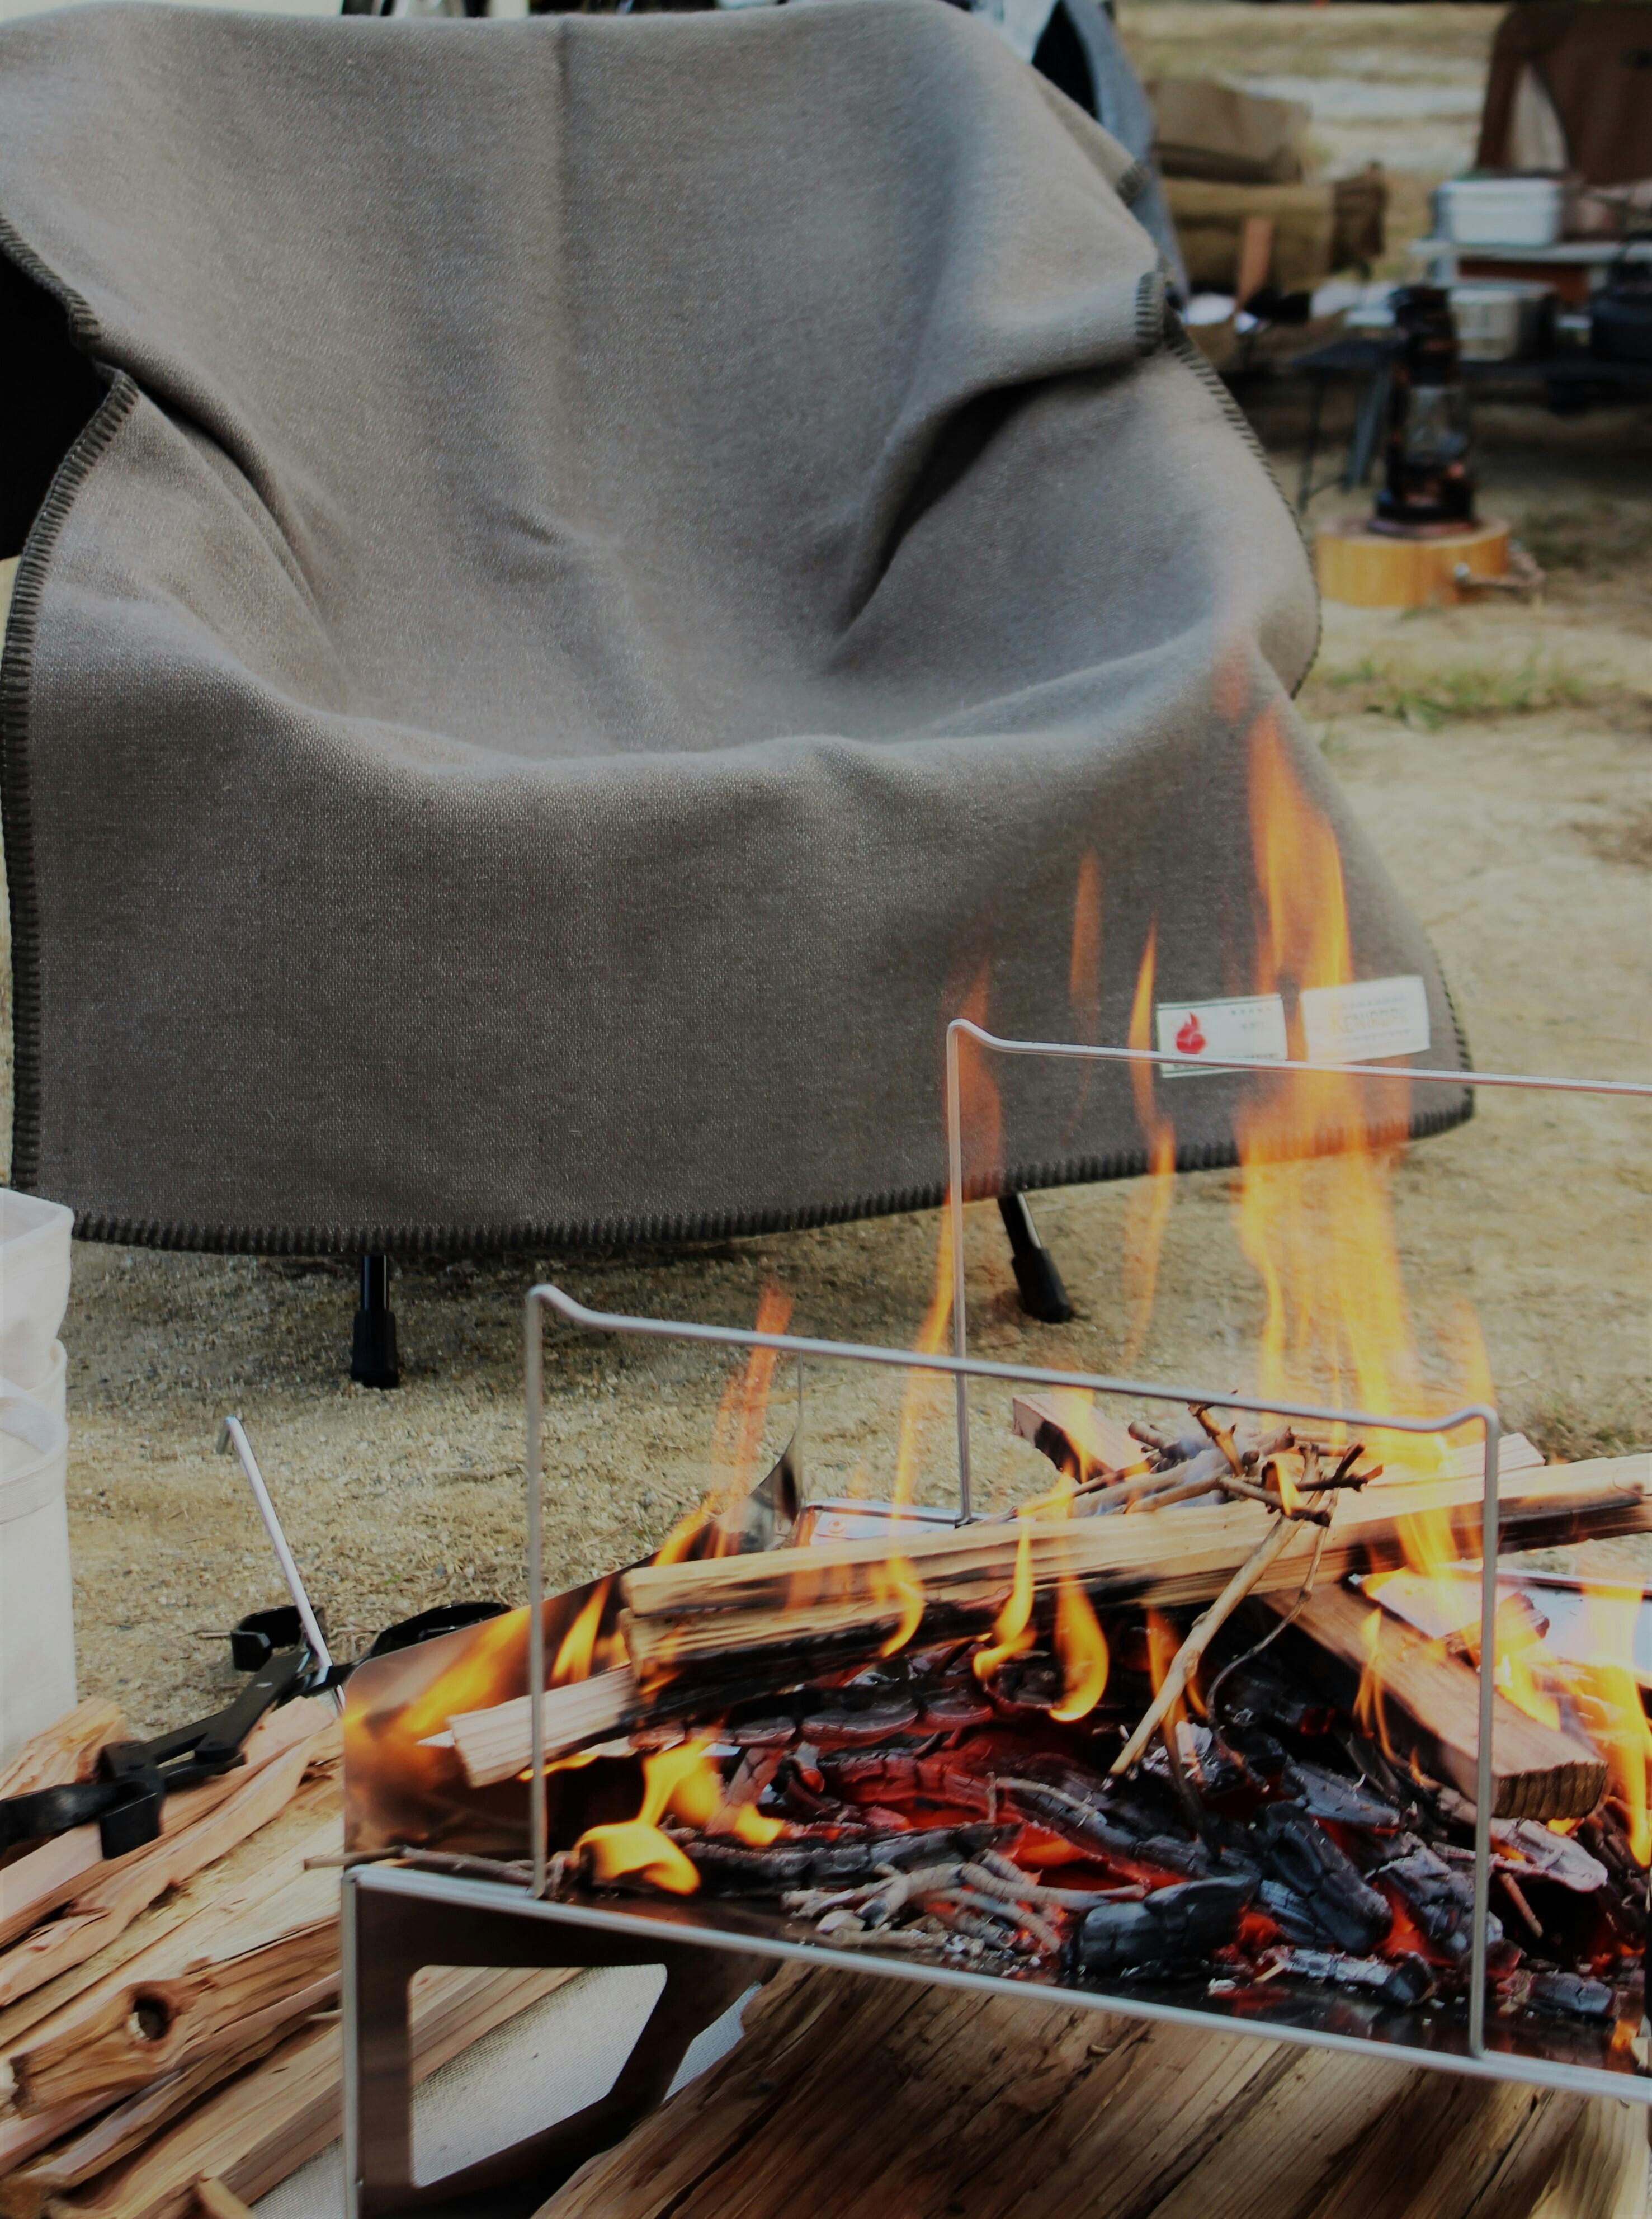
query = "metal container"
xmin=1436 ymin=175 xmax=1565 ymax=250
xmin=1450 ymin=282 xmax=1554 ymax=363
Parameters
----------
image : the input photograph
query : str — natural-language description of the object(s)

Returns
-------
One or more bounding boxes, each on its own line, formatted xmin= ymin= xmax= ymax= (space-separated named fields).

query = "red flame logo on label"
xmin=1175 ymin=1014 xmax=1207 ymax=1056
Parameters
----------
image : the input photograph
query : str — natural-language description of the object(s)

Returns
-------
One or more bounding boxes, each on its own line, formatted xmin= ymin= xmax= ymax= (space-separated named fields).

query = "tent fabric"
xmin=1476 ymin=2 xmax=1652 ymax=188
xmin=0 ymin=1 xmax=1467 ymax=1255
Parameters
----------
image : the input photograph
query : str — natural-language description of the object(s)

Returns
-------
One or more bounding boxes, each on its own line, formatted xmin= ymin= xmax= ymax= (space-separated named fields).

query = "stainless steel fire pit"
xmin=341 ymin=1045 xmax=1652 ymax=2219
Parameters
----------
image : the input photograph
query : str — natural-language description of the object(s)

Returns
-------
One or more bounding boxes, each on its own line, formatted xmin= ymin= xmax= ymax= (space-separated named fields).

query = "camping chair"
xmin=0 ymin=1 xmax=1467 ymax=1382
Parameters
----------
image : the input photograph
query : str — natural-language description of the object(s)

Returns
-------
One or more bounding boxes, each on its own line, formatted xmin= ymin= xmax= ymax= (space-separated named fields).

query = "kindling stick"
xmin=1111 ymin=1515 xmax=1302 ymax=1775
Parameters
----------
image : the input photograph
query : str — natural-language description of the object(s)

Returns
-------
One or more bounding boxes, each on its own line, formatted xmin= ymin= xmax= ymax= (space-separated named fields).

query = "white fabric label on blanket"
xmin=1300 ymin=976 xmax=1431 ymax=1065
xmin=1155 ymin=994 xmax=1287 ymax=1078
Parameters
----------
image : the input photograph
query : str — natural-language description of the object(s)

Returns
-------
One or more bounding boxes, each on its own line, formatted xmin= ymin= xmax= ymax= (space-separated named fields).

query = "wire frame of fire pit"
xmin=507 ymin=1045 xmax=1652 ymax=2106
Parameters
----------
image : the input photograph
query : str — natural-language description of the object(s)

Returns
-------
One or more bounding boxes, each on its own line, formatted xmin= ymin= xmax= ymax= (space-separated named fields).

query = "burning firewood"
xmin=1271 ymin=1585 xmax=1606 ymax=1821
xmin=616 ymin=1453 xmax=1652 ymax=1700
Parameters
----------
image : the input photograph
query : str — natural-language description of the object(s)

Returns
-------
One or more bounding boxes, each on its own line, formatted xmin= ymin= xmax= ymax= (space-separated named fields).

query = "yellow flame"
xmin=653 ymin=1284 xmax=794 ymax=1567
xmin=974 ymin=1521 xmax=1036 ymax=1682
xmin=869 ymin=1552 xmax=927 ymax=1659
xmin=573 ymin=1737 xmax=721 ymax=1895
xmin=1145 ymin=1607 xmax=1193 ymax=1731
xmin=1579 ymin=1582 xmax=1652 ymax=1864
xmin=1051 ymin=1573 xmax=1110 ymax=1721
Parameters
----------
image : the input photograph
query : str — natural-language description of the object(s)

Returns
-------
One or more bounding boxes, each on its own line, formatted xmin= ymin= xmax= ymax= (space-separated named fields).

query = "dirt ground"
xmin=0 ymin=7 xmax=1648 ymax=1739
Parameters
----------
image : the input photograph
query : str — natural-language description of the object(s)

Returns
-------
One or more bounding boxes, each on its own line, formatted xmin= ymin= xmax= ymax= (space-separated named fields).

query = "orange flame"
xmin=891 ymin=967 xmax=999 ymax=1520
xmin=869 ymin=1552 xmax=927 ymax=1660
xmin=974 ymin=1521 xmax=1035 ymax=1682
xmin=1063 ymin=854 xmax=1103 ymax=1142
xmin=654 ymin=1283 xmax=794 ymax=1566
xmin=1070 ymin=854 xmax=1103 ymax=1044
xmin=1145 ymin=1607 xmax=1192 ymax=1732
xmin=550 ymin=1580 xmax=610 ymax=1686
xmin=395 ymin=1608 xmax=528 ymax=1744
xmin=1354 ymin=1608 xmax=1398 ymax=1760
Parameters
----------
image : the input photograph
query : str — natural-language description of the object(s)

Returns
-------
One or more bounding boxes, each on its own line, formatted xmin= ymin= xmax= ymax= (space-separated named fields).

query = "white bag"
xmin=0 ymin=1385 xmax=75 ymax=1763
xmin=0 ymin=1190 xmax=73 ymax=1401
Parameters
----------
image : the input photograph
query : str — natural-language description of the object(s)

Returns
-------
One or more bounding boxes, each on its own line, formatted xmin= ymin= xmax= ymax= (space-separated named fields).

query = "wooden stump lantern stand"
xmin=1316 ymin=515 xmax=1512 ymax=609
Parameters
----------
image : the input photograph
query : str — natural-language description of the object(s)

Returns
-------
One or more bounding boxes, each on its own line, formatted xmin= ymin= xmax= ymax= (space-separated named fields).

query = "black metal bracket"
xmin=998 ymin=1193 xmax=1074 ymax=1324
xmin=353 ymin=1251 xmax=402 ymax=1389
xmin=344 ymin=1869 xmax=762 ymax=2218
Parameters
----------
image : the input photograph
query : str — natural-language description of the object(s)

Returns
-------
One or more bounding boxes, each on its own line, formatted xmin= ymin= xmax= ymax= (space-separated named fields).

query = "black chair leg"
xmin=351 ymin=1251 xmax=401 ymax=1388
xmin=998 ymin=1193 xmax=1074 ymax=1324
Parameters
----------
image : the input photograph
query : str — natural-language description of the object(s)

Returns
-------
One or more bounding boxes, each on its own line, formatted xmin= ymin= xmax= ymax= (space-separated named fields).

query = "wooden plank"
xmin=43 ymin=1966 xmax=579 ymax=2218
xmin=3 ymin=1820 xmax=343 ymax=2117
xmin=1273 ymin=1584 xmax=1606 ymax=1821
xmin=618 ymin=1455 xmax=1652 ymax=1695
xmin=0 ymin=1709 xmax=126 ymax=1805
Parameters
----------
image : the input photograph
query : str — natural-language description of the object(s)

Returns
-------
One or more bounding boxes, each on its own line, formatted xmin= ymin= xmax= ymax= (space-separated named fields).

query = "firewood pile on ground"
xmin=0 ymin=1699 xmax=568 ymax=2219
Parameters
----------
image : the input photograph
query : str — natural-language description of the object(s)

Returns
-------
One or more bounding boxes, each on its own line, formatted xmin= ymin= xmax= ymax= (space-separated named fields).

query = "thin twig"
xmin=1191 ymin=1404 xmax=1245 ymax=1476
xmin=1205 ymin=1518 xmax=1331 ymax=1747
xmin=1112 ymin=1516 xmax=1304 ymax=1775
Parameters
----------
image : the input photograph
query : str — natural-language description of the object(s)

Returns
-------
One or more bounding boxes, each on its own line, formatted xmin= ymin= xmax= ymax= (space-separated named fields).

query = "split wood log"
xmin=0 ymin=1775 xmax=339 ymax=2083
xmin=1269 ymin=1584 xmax=1607 ymax=1821
xmin=0 ymin=1722 xmax=334 ymax=2020
xmin=0 ymin=1709 xmax=126 ymax=1805
xmin=190 ymin=2186 xmax=252 ymax=2219
xmin=1010 ymin=1397 xmax=1146 ymax=1480
xmin=42 ymin=1964 xmax=579 ymax=2219
xmin=0 ymin=1992 xmax=331 ymax=2218
xmin=8 ymin=1922 xmax=337 ymax=2117
xmin=0 ymin=1703 xmax=335 ymax=1955
xmin=617 ymin=1454 xmax=1651 ymax=1697
xmin=3 ymin=1829 xmax=343 ymax=2117
xmin=447 ymin=1667 xmax=638 ymax=1791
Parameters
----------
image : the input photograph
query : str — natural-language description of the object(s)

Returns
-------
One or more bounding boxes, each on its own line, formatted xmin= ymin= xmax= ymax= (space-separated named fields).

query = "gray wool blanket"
xmin=0 ymin=0 xmax=1467 ymax=1253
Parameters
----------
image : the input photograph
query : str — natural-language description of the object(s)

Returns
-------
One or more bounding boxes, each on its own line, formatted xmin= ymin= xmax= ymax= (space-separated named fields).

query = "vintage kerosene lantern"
xmin=1372 ymin=284 xmax=1476 ymax=533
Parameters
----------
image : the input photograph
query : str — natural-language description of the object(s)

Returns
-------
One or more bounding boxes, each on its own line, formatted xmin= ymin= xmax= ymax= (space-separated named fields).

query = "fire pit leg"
xmin=343 ymin=1866 xmax=762 ymax=2219
xmin=351 ymin=1252 xmax=401 ymax=1389
xmin=998 ymin=1194 xmax=1074 ymax=1324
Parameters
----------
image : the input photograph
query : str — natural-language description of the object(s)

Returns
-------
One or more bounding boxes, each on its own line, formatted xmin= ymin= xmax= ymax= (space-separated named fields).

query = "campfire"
xmin=343 ymin=701 xmax=1651 ymax=2090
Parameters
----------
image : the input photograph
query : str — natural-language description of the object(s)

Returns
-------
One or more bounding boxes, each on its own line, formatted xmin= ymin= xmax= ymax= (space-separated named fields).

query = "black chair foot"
xmin=351 ymin=1251 xmax=401 ymax=1388
xmin=998 ymin=1193 xmax=1074 ymax=1324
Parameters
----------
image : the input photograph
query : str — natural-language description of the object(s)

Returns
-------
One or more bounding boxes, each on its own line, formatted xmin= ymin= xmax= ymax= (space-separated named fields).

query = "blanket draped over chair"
xmin=0 ymin=0 xmax=1466 ymax=1251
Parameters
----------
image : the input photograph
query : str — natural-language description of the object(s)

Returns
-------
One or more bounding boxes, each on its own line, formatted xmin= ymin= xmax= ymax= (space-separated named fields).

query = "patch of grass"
xmin=1302 ymin=654 xmax=1594 ymax=732
xmin=1517 ymin=503 xmax=1652 ymax=582
xmin=1521 ymin=1389 xmax=1652 ymax=1468
xmin=1582 ymin=800 xmax=1652 ymax=871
